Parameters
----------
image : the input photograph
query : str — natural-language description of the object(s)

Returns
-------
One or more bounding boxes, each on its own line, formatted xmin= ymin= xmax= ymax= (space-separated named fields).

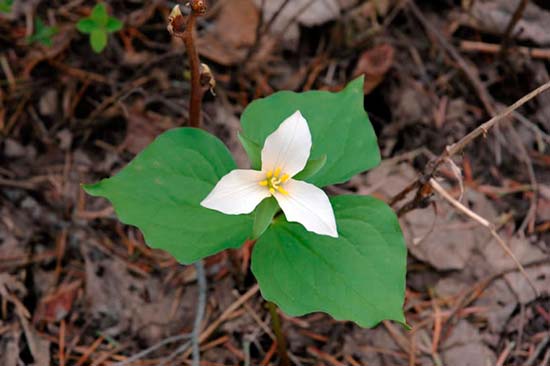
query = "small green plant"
xmin=84 ymin=77 xmax=408 ymax=328
xmin=76 ymin=3 xmax=122 ymax=53
xmin=0 ymin=0 xmax=13 ymax=13
xmin=27 ymin=18 xmax=59 ymax=47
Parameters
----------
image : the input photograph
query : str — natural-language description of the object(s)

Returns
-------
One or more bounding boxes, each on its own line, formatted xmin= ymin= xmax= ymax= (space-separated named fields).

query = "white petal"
xmin=261 ymin=110 xmax=312 ymax=177
xmin=201 ymin=170 xmax=270 ymax=215
xmin=274 ymin=179 xmax=338 ymax=237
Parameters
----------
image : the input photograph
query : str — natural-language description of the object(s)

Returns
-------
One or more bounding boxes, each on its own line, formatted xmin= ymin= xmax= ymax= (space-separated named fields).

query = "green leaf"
xmin=0 ymin=0 xmax=13 ymax=13
xmin=241 ymin=77 xmax=380 ymax=187
xmin=90 ymin=29 xmax=107 ymax=53
xmin=238 ymin=132 xmax=261 ymax=170
xmin=106 ymin=17 xmax=123 ymax=32
xmin=91 ymin=3 xmax=108 ymax=26
xmin=251 ymin=195 xmax=407 ymax=327
xmin=27 ymin=18 xmax=58 ymax=47
xmin=293 ymin=155 xmax=327 ymax=181
xmin=83 ymin=128 xmax=254 ymax=264
xmin=76 ymin=18 xmax=96 ymax=34
xmin=252 ymin=197 xmax=279 ymax=239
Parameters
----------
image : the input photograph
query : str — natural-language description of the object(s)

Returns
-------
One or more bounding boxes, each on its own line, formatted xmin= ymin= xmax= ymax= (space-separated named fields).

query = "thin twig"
xmin=429 ymin=178 xmax=538 ymax=294
xmin=112 ymin=334 xmax=191 ymax=366
xmin=181 ymin=284 xmax=260 ymax=360
xmin=524 ymin=335 xmax=550 ymax=366
xmin=443 ymin=81 xmax=550 ymax=158
xmin=408 ymin=1 xmax=497 ymax=117
xmin=192 ymin=261 xmax=207 ymax=366
xmin=499 ymin=0 xmax=529 ymax=57
xmin=390 ymin=80 xmax=550 ymax=211
xmin=460 ymin=40 xmax=550 ymax=60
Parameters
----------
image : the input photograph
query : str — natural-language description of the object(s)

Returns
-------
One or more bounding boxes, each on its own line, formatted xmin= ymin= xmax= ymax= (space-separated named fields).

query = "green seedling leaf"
xmin=106 ymin=17 xmax=123 ymax=32
xmin=241 ymin=77 xmax=380 ymax=187
xmin=91 ymin=3 xmax=108 ymax=25
xmin=27 ymin=18 xmax=58 ymax=47
xmin=76 ymin=19 xmax=96 ymax=33
xmin=251 ymin=195 xmax=407 ymax=327
xmin=0 ymin=0 xmax=13 ymax=13
xmin=252 ymin=197 xmax=279 ymax=239
xmin=76 ymin=3 xmax=123 ymax=53
xmin=293 ymin=154 xmax=327 ymax=181
xmin=83 ymin=128 xmax=254 ymax=264
xmin=90 ymin=29 xmax=107 ymax=53
xmin=238 ymin=132 xmax=261 ymax=170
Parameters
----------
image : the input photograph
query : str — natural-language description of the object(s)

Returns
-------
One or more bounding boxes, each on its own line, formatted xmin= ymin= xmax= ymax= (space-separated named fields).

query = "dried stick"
xmin=499 ymin=0 xmax=529 ymax=57
xmin=181 ymin=284 xmax=260 ymax=359
xmin=112 ymin=334 xmax=191 ymax=366
xmin=192 ymin=261 xmax=207 ymax=366
xmin=408 ymin=1 xmax=497 ymax=117
xmin=460 ymin=40 xmax=550 ymax=60
xmin=429 ymin=178 xmax=538 ymax=294
xmin=168 ymin=1 xmax=207 ymax=128
xmin=390 ymin=80 xmax=550 ymax=210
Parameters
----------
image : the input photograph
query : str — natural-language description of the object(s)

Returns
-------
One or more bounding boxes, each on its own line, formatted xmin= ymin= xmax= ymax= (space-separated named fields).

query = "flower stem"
xmin=267 ymin=301 xmax=290 ymax=366
xmin=183 ymin=13 xmax=201 ymax=128
xmin=167 ymin=1 xmax=207 ymax=128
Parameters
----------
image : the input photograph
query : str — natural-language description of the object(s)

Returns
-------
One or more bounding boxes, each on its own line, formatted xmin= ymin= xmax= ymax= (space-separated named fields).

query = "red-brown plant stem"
xmin=168 ymin=2 xmax=205 ymax=128
xmin=267 ymin=301 xmax=291 ymax=366
xmin=183 ymin=13 xmax=202 ymax=128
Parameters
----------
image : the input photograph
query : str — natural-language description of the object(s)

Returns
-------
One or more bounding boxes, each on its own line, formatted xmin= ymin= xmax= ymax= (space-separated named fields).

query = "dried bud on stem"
xmin=190 ymin=0 xmax=208 ymax=15
xmin=167 ymin=2 xmax=208 ymax=128
xmin=167 ymin=5 xmax=185 ymax=35
xmin=200 ymin=63 xmax=216 ymax=95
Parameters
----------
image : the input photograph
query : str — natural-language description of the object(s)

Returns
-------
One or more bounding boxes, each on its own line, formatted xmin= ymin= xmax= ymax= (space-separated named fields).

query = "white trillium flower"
xmin=201 ymin=111 xmax=338 ymax=238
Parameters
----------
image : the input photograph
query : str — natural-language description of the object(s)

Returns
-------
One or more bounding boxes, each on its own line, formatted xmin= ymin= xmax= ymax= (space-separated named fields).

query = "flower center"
xmin=259 ymin=167 xmax=289 ymax=195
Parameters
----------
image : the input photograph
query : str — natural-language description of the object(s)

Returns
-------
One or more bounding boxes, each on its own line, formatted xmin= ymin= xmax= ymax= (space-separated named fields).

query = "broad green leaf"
xmin=76 ymin=18 xmax=96 ymax=34
xmin=251 ymin=195 xmax=407 ymax=327
xmin=252 ymin=197 xmax=279 ymax=239
xmin=238 ymin=132 xmax=261 ymax=170
xmin=106 ymin=17 xmax=123 ymax=32
xmin=91 ymin=3 xmax=108 ymax=26
xmin=241 ymin=77 xmax=380 ymax=187
xmin=83 ymin=128 xmax=254 ymax=264
xmin=293 ymin=154 xmax=327 ymax=181
xmin=90 ymin=29 xmax=107 ymax=53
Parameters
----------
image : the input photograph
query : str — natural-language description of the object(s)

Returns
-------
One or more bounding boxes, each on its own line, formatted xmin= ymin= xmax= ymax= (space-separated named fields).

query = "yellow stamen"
xmin=263 ymin=167 xmax=289 ymax=196
xmin=277 ymin=186 xmax=289 ymax=195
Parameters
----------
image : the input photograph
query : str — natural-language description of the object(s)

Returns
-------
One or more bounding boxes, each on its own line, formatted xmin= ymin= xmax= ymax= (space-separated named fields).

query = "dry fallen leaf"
xmin=353 ymin=43 xmax=394 ymax=94
xmin=122 ymin=99 xmax=177 ymax=154
xmin=469 ymin=0 xmax=550 ymax=45
xmin=442 ymin=320 xmax=496 ymax=366
xmin=197 ymin=0 xmax=259 ymax=66
xmin=82 ymin=245 xmax=195 ymax=344
xmin=253 ymin=0 xmax=340 ymax=48
xmin=366 ymin=163 xmax=497 ymax=270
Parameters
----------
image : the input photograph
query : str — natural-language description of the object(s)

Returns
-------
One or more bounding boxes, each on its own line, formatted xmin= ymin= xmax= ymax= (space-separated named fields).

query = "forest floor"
xmin=1 ymin=0 xmax=549 ymax=365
